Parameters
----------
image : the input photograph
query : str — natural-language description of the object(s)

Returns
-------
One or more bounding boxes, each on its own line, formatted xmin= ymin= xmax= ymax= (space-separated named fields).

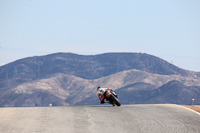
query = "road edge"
xmin=178 ymin=105 xmax=200 ymax=116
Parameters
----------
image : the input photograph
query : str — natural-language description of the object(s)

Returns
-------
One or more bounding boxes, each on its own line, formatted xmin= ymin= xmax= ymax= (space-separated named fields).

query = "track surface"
xmin=0 ymin=104 xmax=200 ymax=133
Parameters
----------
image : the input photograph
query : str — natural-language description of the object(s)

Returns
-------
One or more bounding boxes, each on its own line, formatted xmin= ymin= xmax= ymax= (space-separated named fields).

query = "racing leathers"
xmin=97 ymin=87 xmax=108 ymax=104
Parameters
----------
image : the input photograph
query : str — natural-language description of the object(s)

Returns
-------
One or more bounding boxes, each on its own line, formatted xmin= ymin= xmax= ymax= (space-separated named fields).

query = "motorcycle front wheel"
xmin=111 ymin=95 xmax=121 ymax=106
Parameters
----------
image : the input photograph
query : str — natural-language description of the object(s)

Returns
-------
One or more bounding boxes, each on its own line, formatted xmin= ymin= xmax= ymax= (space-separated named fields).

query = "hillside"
xmin=1 ymin=69 xmax=200 ymax=107
xmin=0 ymin=52 xmax=199 ymax=107
xmin=145 ymin=80 xmax=200 ymax=104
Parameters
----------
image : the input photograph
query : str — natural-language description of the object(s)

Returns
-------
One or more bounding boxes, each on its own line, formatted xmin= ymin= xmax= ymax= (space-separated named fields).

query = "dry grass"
xmin=181 ymin=105 xmax=200 ymax=113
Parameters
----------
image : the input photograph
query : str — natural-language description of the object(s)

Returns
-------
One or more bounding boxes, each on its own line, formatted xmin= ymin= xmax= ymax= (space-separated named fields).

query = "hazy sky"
xmin=0 ymin=0 xmax=200 ymax=71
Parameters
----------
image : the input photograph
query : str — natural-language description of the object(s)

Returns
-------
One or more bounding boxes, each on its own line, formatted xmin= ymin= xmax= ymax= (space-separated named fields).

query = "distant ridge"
xmin=0 ymin=52 xmax=194 ymax=81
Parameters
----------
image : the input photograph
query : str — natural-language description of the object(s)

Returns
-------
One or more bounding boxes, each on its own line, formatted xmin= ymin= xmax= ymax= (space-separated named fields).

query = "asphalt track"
xmin=0 ymin=104 xmax=200 ymax=133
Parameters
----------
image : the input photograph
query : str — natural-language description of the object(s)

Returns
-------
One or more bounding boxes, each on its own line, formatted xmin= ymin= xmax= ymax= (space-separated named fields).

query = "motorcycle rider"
xmin=96 ymin=86 xmax=118 ymax=104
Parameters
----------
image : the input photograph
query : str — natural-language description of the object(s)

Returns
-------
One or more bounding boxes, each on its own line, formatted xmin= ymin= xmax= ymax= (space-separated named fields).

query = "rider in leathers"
xmin=96 ymin=86 xmax=117 ymax=104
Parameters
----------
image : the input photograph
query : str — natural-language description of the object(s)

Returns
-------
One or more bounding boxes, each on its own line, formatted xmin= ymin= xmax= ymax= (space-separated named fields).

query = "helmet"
xmin=97 ymin=86 xmax=101 ymax=91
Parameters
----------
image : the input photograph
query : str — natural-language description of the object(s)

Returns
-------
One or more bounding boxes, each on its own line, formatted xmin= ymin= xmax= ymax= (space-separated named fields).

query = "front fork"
xmin=112 ymin=91 xmax=118 ymax=99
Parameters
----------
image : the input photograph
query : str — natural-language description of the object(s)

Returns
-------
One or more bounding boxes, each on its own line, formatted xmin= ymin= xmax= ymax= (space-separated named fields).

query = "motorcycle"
xmin=104 ymin=89 xmax=121 ymax=106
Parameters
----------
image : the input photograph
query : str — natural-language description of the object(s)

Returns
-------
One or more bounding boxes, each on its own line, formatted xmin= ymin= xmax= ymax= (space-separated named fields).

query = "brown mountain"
xmin=0 ymin=52 xmax=199 ymax=107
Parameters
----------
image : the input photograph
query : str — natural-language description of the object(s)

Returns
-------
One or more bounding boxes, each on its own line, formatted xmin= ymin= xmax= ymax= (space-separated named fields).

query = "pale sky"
xmin=0 ymin=0 xmax=200 ymax=71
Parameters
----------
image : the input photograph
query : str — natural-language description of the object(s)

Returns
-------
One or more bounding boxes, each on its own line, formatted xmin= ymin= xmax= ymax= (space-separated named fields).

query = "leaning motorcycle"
xmin=105 ymin=89 xmax=121 ymax=106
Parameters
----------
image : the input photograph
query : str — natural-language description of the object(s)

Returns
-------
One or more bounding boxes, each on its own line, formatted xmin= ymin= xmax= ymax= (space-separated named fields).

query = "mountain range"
xmin=0 ymin=52 xmax=200 ymax=107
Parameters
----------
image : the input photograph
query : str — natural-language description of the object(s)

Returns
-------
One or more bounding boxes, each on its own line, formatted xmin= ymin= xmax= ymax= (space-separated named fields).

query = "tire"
xmin=111 ymin=95 xmax=121 ymax=106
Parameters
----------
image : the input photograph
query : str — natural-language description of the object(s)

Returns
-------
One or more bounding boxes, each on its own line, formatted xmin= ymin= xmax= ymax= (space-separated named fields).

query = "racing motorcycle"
xmin=105 ymin=89 xmax=121 ymax=106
